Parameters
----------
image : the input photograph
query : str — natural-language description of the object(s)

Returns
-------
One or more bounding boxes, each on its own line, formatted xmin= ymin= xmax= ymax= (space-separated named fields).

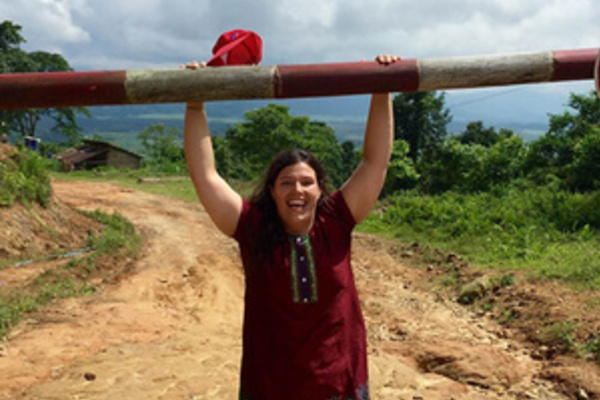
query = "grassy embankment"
xmin=361 ymin=184 xmax=600 ymax=291
xmin=0 ymin=149 xmax=142 ymax=338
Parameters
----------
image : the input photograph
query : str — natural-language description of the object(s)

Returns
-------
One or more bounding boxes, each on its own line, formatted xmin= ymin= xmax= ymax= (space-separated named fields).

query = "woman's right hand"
xmin=181 ymin=61 xmax=207 ymax=110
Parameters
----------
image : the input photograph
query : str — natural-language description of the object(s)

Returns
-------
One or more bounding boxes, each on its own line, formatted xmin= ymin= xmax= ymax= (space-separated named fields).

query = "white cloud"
xmin=0 ymin=0 xmax=91 ymax=53
xmin=277 ymin=0 xmax=337 ymax=28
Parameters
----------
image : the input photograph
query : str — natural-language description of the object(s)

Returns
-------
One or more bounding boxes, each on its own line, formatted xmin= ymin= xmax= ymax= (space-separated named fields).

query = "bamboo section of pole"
xmin=0 ymin=48 xmax=598 ymax=110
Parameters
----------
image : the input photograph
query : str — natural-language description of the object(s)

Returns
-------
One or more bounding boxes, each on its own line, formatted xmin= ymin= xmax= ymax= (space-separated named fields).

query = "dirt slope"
xmin=0 ymin=180 xmax=598 ymax=400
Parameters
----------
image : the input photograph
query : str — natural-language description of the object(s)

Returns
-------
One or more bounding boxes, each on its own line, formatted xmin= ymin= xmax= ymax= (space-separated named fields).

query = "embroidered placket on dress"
xmin=289 ymin=235 xmax=318 ymax=303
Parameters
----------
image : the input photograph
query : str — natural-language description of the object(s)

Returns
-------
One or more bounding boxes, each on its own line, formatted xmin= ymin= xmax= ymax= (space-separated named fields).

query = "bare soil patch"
xmin=0 ymin=179 xmax=599 ymax=400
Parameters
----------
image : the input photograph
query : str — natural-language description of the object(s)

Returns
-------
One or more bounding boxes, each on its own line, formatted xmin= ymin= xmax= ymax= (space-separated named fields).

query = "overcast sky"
xmin=2 ymin=0 xmax=599 ymax=69
xmin=2 ymin=0 xmax=599 ymax=128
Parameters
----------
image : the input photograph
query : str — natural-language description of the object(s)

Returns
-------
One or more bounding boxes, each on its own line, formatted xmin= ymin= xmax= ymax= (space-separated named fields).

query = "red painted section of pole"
xmin=0 ymin=70 xmax=127 ymax=109
xmin=552 ymin=48 xmax=599 ymax=82
xmin=275 ymin=60 xmax=419 ymax=98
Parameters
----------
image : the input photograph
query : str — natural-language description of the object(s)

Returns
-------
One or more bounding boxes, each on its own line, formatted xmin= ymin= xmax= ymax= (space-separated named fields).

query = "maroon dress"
xmin=233 ymin=191 xmax=369 ymax=400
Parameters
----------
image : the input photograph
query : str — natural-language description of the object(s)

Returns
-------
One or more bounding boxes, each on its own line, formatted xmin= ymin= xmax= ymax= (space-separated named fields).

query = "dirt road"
xmin=0 ymin=180 xmax=593 ymax=399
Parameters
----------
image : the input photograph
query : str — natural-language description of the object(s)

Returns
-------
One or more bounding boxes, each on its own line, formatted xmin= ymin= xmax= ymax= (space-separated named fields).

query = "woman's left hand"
xmin=375 ymin=54 xmax=401 ymax=65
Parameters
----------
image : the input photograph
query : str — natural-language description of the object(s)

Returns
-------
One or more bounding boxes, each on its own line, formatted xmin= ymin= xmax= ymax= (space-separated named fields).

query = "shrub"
xmin=363 ymin=182 xmax=600 ymax=289
xmin=0 ymin=146 xmax=53 ymax=207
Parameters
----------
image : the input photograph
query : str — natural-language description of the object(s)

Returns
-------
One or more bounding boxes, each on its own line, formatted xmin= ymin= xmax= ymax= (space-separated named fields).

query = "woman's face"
xmin=270 ymin=161 xmax=322 ymax=235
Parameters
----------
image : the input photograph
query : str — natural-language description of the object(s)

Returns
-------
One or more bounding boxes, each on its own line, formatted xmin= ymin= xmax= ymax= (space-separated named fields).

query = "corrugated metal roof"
xmin=55 ymin=139 xmax=142 ymax=166
xmin=55 ymin=147 xmax=107 ymax=164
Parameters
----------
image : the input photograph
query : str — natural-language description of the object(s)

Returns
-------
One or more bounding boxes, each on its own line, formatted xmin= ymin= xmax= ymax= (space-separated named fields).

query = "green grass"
xmin=360 ymin=186 xmax=600 ymax=290
xmin=52 ymin=168 xmax=256 ymax=201
xmin=84 ymin=210 xmax=142 ymax=256
xmin=0 ymin=146 xmax=55 ymax=207
xmin=0 ymin=209 xmax=141 ymax=339
xmin=55 ymin=168 xmax=201 ymax=201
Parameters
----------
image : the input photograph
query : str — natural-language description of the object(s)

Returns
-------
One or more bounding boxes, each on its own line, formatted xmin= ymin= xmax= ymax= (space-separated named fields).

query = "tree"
xmin=523 ymin=133 xmax=573 ymax=185
xmin=417 ymin=138 xmax=484 ymax=194
xmin=225 ymin=104 xmax=301 ymax=179
xmin=470 ymin=134 xmax=526 ymax=191
xmin=392 ymin=91 xmax=452 ymax=161
xmin=381 ymin=139 xmax=419 ymax=196
xmin=525 ymin=91 xmax=600 ymax=190
xmin=225 ymin=104 xmax=351 ymax=186
xmin=417 ymin=133 xmax=526 ymax=194
xmin=548 ymin=91 xmax=600 ymax=140
xmin=138 ymin=124 xmax=185 ymax=172
xmin=300 ymin=120 xmax=348 ymax=186
xmin=0 ymin=20 xmax=89 ymax=142
xmin=568 ymin=127 xmax=600 ymax=191
xmin=458 ymin=121 xmax=504 ymax=147
xmin=0 ymin=20 xmax=25 ymax=60
xmin=340 ymin=140 xmax=359 ymax=178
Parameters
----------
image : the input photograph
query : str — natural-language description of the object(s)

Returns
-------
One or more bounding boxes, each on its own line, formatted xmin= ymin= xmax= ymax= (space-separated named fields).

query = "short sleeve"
xmin=232 ymin=198 xmax=254 ymax=243
xmin=327 ymin=190 xmax=357 ymax=233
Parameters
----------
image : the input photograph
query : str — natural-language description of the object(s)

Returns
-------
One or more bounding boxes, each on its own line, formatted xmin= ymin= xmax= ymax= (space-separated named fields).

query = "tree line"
xmin=392 ymin=90 xmax=600 ymax=195
xmin=135 ymin=88 xmax=600 ymax=199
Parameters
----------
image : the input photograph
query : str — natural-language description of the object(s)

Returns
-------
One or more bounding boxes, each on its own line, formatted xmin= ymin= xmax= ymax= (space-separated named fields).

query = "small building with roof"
xmin=55 ymin=139 xmax=142 ymax=171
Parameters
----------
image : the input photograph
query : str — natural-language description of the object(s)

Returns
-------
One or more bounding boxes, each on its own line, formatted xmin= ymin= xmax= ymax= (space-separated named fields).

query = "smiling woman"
xmin=183 ymin=55 xmax=397 ymax=400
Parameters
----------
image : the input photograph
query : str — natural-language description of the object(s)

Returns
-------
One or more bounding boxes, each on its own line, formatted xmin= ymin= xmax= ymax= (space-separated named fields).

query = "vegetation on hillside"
xmin=362 ymin=183 xmax=600 ymax=288
xmin=0 ymin=210 xmax=142 ymax=339
xmin=0 ymin=145 xmax=54 ymax=206
xmin=0 ymin=143 xmax=142 ymax=342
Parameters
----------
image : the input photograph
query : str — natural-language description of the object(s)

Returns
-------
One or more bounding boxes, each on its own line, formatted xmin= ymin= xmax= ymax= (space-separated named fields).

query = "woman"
xmin=184 ymin=55 xmax=399 ymax=400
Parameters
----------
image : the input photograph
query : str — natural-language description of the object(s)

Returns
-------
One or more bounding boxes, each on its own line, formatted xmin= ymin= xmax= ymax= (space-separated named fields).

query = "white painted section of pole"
xmin=417 ymin=51 xmax=555 ymax=91
xmin=125 ymin=66 xmax=277 ymax=103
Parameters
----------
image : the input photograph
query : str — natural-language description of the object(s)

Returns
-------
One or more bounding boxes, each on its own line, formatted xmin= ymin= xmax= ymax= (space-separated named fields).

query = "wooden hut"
xmin=55 ymin=139 xmax=142 ymax=171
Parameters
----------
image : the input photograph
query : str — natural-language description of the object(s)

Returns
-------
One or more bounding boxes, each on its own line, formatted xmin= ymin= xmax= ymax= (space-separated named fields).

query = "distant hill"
xmin=43 ymin=97 xmax=373 ymax=151
xmin=34 ymin=85 xmax=584 ymax=152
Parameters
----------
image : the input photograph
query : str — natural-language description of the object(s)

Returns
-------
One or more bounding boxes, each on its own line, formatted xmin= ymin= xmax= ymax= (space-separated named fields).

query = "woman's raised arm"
xmin=340 ymin=55 xmax=399 ymax=223
xmin=184 ymin=101 xmax=243 ymax=236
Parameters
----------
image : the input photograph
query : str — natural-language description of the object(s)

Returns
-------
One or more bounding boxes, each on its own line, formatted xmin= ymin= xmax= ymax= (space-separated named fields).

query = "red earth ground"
xmin=0 ymin=174 xmax=599 ymax=399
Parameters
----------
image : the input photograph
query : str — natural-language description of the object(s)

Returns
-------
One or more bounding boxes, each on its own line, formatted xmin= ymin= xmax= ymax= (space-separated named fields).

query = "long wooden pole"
xmin=0 ymin=48 xmax=598 ymax=110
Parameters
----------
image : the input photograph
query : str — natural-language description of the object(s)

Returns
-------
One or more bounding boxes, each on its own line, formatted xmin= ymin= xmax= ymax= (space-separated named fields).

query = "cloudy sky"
xmin=2 ymin=0 xmax=599 ymax=129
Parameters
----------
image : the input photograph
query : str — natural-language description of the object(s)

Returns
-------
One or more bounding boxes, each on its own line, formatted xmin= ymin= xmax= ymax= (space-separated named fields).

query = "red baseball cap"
xmin=207 ymin=29 xmax=263 ymax=67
